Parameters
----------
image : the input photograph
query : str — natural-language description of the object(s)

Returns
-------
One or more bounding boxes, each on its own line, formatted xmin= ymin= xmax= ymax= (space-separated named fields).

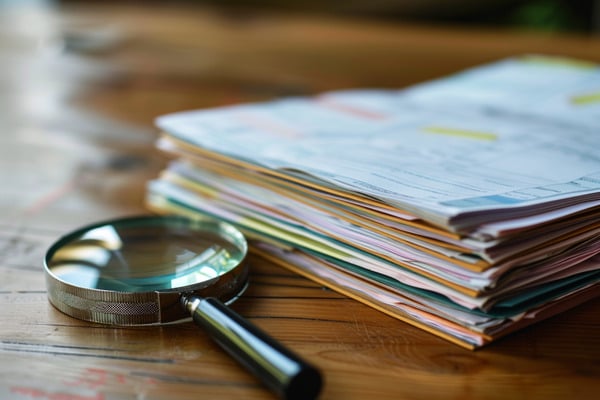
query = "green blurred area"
xmin=445 ymin=0 xmax=598 ymax=33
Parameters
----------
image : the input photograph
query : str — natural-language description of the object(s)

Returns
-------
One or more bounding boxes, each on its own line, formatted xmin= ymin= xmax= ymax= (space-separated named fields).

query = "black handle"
xmin=183 ymin=295 xmax=323 ymax=400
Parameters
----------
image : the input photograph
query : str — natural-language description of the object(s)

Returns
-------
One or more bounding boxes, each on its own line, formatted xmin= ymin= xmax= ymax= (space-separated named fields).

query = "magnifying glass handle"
xmin=183 ymin=295 xmax=323 ymax=400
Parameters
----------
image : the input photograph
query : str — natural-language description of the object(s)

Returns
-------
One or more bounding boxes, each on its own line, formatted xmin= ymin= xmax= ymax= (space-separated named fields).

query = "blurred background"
xmin=1 ymin=0 xmax=599 ymax=136
xmin=1 ymin=0 xmax=599 ymax=33
xmin=191 ymin=0 xmax=600 ymax=33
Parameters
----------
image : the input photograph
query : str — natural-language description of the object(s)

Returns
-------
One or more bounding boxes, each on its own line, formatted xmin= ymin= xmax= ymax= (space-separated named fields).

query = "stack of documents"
xmin=146 ymin=55 xmax=600 ymax=349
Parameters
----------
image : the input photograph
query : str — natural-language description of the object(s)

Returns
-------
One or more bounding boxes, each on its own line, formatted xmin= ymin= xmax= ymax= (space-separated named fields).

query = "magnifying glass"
xmin=44 ymin=215 xmax=322 ymax=400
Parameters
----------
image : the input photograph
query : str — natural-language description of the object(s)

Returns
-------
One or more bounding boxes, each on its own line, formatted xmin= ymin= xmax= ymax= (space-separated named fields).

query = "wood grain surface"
xmin=0 ymin=3 xmax=599 ymax=399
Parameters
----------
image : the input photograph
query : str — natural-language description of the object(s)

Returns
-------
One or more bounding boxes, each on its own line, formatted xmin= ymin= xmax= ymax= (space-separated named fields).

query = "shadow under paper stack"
xmin=146 ymin=55 xmax=600 ymax=349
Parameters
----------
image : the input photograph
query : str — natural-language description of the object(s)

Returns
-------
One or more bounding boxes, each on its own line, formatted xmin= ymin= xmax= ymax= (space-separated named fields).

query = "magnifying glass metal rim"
xmin=43 ymin=214 xmax=249 ymax=325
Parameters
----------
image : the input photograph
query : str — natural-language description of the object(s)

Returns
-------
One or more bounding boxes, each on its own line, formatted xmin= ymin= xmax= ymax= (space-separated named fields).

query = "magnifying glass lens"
xmin=48 ymin=220 xmax=244 ymax=292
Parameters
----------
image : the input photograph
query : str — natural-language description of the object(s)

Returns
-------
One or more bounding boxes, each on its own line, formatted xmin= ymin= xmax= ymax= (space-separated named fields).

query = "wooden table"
xmin=1 ymin=3 xmax=599 ymax=399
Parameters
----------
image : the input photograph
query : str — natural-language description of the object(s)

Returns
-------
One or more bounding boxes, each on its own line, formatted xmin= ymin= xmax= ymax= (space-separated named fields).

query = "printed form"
xmin=156 ymin=57 xmax=600 ymax=231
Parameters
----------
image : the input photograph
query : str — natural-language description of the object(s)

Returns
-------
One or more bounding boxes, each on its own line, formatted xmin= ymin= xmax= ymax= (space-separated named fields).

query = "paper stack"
xmin=146 ymin=55 xmax=600 ymax=349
